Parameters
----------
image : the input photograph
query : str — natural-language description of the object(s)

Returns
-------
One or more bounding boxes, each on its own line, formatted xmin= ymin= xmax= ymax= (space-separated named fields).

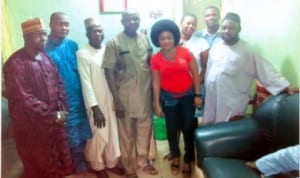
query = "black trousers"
xmin=161 ymin=94 xmax=197 ymax=163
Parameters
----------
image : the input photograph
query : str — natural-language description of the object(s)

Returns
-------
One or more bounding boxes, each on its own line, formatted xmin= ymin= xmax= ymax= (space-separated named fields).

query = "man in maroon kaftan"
xmin=3 ymin=18 xmax=74 ymax=178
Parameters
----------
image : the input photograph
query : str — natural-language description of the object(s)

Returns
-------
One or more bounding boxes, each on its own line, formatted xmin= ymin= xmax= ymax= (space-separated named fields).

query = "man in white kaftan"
xmin=203 ymin=13 xmax=290 ymax=124
xmin=76 ymin=18 xmax=121 ymax=178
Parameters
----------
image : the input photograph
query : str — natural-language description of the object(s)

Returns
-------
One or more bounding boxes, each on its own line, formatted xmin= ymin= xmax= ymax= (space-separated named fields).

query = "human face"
xmin=158 ymin=31 xmax=175 ymax=50
xmin=204 ymin=8 xmax=220 ymax=29
xmin=181 ymin=16 xmax=197 ymax=37
xmin=27 ymin=30 xmax=47 ymax=51
xmin=220 ymin=19 xmax=240 ymax=45
xmin=122 ymin=13 xmax=140 ymax=36
xmin=87 ymin=25 xmax=104 ymax=49
xmin=50 ymin=14 xmax=70 ymax=40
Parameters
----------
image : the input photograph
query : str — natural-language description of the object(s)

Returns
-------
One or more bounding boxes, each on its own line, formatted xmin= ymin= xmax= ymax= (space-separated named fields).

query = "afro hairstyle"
xmin=150 ymin=19 xmax=180 ymax=47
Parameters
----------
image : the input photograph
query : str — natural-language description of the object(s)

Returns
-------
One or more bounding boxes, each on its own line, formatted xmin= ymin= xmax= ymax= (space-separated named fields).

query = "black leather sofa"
xmin=194 ymin=93 xmax=299 ymax=178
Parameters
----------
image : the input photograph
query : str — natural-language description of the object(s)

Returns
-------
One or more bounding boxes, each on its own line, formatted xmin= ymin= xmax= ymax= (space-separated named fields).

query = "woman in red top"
xmin=150 ymin=19 xmax=202 ymax=178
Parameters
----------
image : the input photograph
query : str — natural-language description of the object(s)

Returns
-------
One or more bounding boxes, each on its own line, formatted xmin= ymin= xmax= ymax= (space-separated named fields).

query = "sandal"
xmin=106 ymin=166 xmax=126 ymax=176
xmin=182 ymin=162 xmax=192 ymax=178
xmin=163 ymin=152 xmax=173 ymax=161
xmin=141 ymin=164 xmax=158 ymax=175
xmin=125 ymin=173 xmax=138 ymax=178
xmin=170 ymin=157 xmax=180 ymax=175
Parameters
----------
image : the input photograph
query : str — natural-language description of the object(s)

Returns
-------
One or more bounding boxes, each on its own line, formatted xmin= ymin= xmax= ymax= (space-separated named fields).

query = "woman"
xmin=163 ymin=12 xmax=210 ymax=162
xmin=180 ymin=13 xmax=209 ymax=95
xmin=150 ymin=19 xmax=202 ymax=178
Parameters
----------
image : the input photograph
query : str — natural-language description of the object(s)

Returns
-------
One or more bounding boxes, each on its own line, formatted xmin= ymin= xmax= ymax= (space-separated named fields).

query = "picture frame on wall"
xmin=100 ymin=0 xmax=127 ymax=13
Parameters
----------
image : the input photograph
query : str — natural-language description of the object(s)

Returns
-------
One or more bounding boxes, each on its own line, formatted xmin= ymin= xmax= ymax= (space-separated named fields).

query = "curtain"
xmin=1 ymin=0 xmax=14 ymax=64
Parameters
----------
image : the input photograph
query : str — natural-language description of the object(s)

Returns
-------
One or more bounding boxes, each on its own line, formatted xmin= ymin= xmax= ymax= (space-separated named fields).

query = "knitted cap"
xmin=21 ymin=18 xmax=45 ymax=35
xmin=84 ymin=17 xmax=101 ymax=29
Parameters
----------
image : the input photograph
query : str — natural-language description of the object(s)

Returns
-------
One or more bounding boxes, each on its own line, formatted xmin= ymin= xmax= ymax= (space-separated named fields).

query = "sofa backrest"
xmin=253 ymin=93 xmax=299 ymax=151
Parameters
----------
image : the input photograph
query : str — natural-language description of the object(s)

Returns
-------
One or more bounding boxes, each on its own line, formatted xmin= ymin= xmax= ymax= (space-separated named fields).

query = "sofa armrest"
xmin=195 ymin=118 xmax=268 ymax=167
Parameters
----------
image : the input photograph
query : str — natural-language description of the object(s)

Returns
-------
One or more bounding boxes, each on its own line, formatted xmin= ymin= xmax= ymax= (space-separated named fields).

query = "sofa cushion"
xmin=203 ymin=157 xmax=262 ymax=178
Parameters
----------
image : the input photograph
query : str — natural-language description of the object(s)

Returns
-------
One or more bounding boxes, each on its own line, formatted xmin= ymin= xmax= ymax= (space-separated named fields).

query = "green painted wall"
xmin=2 ymin=0 xmax=123 ymax=59
xmin=3 ymin=0 xmax=299 ymax=88
xmin=183 ymin=0 xmax=221 ymax=31
xmin=2 ymin=0 xmax=181 ymax=60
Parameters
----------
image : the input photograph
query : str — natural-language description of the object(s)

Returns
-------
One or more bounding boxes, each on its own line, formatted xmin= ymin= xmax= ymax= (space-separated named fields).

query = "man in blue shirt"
xmin=195 ymin=6 xmax=222 ymax=47
xmin=46 ymin=12 xmax=92 ymax=175
xmin=195 ymin=6 xmax=223 ymax=116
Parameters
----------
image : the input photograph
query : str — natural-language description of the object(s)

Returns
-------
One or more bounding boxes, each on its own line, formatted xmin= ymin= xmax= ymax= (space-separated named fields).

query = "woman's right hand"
xmin=153 ymin=103 xmax=163 ymax=117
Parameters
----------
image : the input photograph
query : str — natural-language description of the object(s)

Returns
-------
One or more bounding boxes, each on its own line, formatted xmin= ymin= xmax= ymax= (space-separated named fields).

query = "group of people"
xmin=3 ymin=9 xmax=157 ymax=178
xmin=3 ymin=5 xmax=295 ymax=178
xmin=149 ymin=6 xmax=294 ymax=178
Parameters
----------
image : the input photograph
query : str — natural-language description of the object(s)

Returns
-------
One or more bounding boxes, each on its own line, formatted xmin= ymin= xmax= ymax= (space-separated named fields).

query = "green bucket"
xmin=153 ymin=116 xmax=167 ymax=140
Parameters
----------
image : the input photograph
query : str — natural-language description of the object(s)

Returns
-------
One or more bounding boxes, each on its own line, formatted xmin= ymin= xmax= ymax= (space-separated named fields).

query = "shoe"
xmin=90 ymin=169 xmax=109 ymax=178
xmin=170 ymin=157 xmax=180 ymax=175
xmin=140 ymin=164 xmax=158 ymax=175
xmin=97 ymin=170 xmax=109 ymax=178
xmin=126 ymin=173 xmax=138 ymax=178
xmin=106 ymin=166 xmax=126 ymax=176
xmin=182 ymin=162 xmax=192 ymax=178
xmin=163 ymin=152 xmax=173 ymax=161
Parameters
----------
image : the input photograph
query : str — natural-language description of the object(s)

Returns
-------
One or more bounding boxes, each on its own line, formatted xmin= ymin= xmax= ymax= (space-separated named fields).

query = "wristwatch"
xmin=194 ymin=93 xmax=202 ymax=97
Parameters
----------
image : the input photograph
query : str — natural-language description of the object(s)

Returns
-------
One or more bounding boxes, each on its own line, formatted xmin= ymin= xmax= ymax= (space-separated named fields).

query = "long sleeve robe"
xmin=203 ymin=40 xmax=290 ymax=124
xmin=76 ymin=44 xmax=120 ymax=170
xmin=3 ymin=49 xmax=73 ymax=178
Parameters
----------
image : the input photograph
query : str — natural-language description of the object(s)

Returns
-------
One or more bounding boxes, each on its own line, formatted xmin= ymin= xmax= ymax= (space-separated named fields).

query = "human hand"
xmin=55 ymin=111 xmax=68 ymax=126
xmin=194 ymin=95 xmax=203 ymax=108
xmin=285 ymin=86 xmax=300 ymax=95
xmin=92 ymin=106 xmax=106 ymax=128
xmin=153 ymin=103 xmax=163 ymax=117
xmin=114 ymin=99 xmax=126 ymax=119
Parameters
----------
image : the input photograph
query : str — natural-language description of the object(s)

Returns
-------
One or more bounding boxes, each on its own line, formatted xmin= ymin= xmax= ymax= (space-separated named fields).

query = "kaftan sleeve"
xmin=253 ymin=53 xmax=290 ymax=95
xmin=76 ymin=50 xmax=98 ymax=109
xmin=102 ymin=39 xmax=118 ymax=69
xmin=3 ymin=61 xmax=57 ymax=120
xmin=53 ymin=60 xmax=68 ymax=112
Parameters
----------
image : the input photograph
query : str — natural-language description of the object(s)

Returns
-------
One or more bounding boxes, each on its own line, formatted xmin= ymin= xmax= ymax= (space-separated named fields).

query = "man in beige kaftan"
xmin=102 ymin=10 xmax=158 ymax=178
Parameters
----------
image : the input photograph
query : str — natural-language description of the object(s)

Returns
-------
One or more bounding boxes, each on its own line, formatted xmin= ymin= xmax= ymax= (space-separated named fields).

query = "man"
xmin=76 ymin=17 xmax=124 ymax=178
xmin=203 ymin=12 xmax=292 ymax=124
xmin=102 ymin=9 xmax=158 ymax=178
xmin=246 ymin=145 xmax=299 ymax=177
xmin=195 ymin=6 xmax=222 ymax=120
xmin=195 ymin=6 xmax=222 ymax=47
xmin=46 ymin=12 xmax=92 ymax=174
xmin=3 ymin=18 xmax=73 ymax=178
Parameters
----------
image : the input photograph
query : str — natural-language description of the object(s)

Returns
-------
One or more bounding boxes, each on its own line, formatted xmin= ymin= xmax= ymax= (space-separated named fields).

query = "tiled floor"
xmin=2 ymin=136 xmax=205 ymax=178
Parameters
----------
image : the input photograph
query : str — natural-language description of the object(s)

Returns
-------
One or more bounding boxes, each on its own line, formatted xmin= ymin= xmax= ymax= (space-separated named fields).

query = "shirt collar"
xmin=203 ymin=28 xmax=220 ymax=36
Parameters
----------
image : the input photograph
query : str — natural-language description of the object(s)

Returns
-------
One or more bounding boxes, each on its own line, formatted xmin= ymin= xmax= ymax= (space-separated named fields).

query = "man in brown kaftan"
xmin=3 ymin=18 xmax=73 ymax=178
